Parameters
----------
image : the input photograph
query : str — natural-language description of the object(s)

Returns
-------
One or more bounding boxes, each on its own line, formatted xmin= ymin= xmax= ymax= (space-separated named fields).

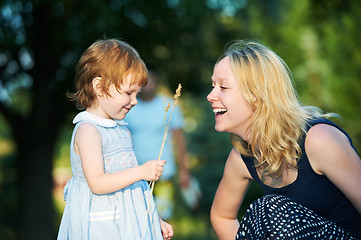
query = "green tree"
xmin=0 ymin=0 xmax=226 ymax=238
xmin=1 ymin=0 xmax=361 ymax=239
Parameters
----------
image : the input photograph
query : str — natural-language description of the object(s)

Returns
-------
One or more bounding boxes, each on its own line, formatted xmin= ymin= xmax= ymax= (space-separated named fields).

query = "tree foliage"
xmin=1 ymin=0 xmax=360 ymax=239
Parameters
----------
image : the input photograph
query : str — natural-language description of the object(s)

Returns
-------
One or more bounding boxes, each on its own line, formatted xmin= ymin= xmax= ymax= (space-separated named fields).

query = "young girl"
xmin=208 ymin=40 xmax=361 ymax=239
xmin=57 ymin=39 xmax=173 ymax=240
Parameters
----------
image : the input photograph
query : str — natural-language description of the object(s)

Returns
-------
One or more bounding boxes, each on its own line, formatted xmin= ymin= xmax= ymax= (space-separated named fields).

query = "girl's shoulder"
xmin=73 ymin=111 xmax=118 ymax=128
xmin=76 ymin=122 xmax=99 ymax=138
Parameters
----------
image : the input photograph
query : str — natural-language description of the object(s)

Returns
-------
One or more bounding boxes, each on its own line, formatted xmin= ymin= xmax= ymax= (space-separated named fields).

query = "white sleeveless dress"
xmin=57 ymin=111 xmax=163 ymax=240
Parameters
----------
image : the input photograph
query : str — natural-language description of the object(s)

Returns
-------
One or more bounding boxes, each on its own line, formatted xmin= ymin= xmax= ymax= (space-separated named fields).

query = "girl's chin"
xmin=112 ymin=112 xmax=126 ymax=120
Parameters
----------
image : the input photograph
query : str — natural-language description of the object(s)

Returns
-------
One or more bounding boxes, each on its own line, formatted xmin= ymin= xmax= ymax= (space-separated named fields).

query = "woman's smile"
xmin=207 ymin=56 xmax=253 ymax=140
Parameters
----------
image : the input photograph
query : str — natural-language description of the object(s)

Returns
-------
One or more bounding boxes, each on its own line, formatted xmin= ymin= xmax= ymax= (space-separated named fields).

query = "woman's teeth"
xmin=213 ymin=108 xmax=227 ymax=115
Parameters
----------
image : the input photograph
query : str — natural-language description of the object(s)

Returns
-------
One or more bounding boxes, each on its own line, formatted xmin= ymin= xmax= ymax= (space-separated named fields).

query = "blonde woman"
xmin=208 ymin=40 xmax=361 ymax=239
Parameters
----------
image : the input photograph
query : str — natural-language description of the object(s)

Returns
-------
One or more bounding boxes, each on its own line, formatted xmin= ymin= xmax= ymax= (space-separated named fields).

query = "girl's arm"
xmin=306 ymin=123 xmax=361 ymax=213
xmin=75 ymin=123 xmax=165 ymax=195
xmin=210 ymin=148 xmax=252 ymax=240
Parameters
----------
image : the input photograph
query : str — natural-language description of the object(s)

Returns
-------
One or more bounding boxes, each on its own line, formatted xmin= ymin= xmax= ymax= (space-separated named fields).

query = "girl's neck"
xmin=85 ymin=108 xmax=109 ymax=120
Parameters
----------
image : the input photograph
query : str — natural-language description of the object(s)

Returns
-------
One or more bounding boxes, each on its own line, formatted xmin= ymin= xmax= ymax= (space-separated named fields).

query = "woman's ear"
xmin=92 ymin=77 xmax=103 ymax=96
xmin=249 ymin=92 xmax=257 ymax=111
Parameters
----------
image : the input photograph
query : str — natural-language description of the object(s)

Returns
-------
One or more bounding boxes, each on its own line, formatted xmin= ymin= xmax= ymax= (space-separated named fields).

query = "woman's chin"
xmin=214 ymin=125 xmax=227 ymax=133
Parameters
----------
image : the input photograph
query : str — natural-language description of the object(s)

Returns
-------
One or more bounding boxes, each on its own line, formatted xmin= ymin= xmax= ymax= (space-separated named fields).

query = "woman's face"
xmin=207 ymin=56 xmax=253 ymax=141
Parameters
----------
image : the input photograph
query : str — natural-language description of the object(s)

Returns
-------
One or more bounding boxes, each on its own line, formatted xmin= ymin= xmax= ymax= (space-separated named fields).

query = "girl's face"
xmin=95 ymin=75 xmax=142 ymax=120
xmin=207 ymin=56 xmax=253 ymax=141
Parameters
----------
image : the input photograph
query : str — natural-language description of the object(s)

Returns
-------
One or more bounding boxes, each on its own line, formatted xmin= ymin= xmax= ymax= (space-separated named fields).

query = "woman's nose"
xmin=207 ymin=88 xmax=218 ymax=103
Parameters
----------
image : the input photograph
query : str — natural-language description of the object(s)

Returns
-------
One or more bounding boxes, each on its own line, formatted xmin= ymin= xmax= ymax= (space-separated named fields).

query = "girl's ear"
xmin=92 ymin=77 xmax=103 ymax=96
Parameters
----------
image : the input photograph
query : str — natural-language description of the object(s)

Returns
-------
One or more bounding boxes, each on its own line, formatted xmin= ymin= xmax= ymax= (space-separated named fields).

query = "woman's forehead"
xmin=212 ymin=57 xmax=235 ymax=81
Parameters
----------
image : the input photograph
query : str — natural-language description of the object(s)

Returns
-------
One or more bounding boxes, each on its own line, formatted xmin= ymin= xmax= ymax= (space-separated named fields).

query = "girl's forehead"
xmin=122 ymin=74 xmax=133 ymax=85
xmin=119 ymin=76 xmax=142 ymax=90
xmin=124 ymin=72 xmax=147 ymax=86
xmin=119 ymin=82 xmax=141 ymax=90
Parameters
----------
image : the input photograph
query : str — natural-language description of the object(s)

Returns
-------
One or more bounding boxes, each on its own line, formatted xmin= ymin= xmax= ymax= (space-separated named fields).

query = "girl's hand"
xmin=160 ymin=218 xmax=174 ymax=239
xmin=140 ymin=160 xmax=166 ymax=181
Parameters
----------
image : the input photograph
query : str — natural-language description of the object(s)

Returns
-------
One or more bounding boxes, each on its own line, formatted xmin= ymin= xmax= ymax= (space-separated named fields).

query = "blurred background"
xmin=1 ymin=0 xmax=361 ymax=239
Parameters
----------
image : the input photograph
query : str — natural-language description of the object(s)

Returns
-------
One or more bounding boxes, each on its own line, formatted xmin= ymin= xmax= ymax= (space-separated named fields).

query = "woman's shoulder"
xmin=306 ymin=117 xmax=336 ymax=130
xmin=305 ymin=121 xmax=352 ymax=175
xmin=229 ymin=148 xmax=253 ymax=180
xmin=306 ymin=123 xmax=347 ymax=148
xmin=305 ymin=117 xmax=351 ymax=150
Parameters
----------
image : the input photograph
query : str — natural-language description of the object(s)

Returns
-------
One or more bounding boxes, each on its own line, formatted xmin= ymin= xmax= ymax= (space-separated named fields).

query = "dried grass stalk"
xmin=142 ymin=83 xmax=182 ymax=239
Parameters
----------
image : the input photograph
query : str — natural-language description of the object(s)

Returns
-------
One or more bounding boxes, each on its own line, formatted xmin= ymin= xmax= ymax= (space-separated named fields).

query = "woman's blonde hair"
xmin=220 ymin=40 xmax=336 ymax=179
xmin=68 ymin=39 xmax=148 ymax=109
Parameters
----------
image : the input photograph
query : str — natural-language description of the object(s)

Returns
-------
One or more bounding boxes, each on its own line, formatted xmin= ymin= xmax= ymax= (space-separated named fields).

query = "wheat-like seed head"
xmin=165 ymin=102 xmax=171 ymax=112
xmin=173 ymin=84 xmax=182 ymax=106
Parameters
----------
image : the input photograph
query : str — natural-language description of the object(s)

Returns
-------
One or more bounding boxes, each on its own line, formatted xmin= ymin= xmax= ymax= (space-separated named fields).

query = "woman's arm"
xmin=306 ymin=123 xmax=361 ymax=213
xmin=75 ymin=123 xmax=165 ymax=195
xmin=210 ymin=148 xmax=252 ymax=240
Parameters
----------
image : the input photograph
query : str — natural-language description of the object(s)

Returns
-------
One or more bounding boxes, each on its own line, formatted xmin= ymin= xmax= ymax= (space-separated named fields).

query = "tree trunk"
xmin=16 ymin=125 xmax=57 ymax=239
xmin=15 ymin=3 xmax=68 ymax=239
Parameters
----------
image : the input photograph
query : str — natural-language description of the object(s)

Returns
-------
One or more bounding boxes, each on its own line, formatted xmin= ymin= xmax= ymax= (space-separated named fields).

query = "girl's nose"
xmin=131 ymin=95 xmax=138 ymax=105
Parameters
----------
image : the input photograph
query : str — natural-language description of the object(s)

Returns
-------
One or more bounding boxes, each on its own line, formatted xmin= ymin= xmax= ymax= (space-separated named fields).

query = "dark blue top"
xmin=242 ymin=118 xmax=361 ymax=238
